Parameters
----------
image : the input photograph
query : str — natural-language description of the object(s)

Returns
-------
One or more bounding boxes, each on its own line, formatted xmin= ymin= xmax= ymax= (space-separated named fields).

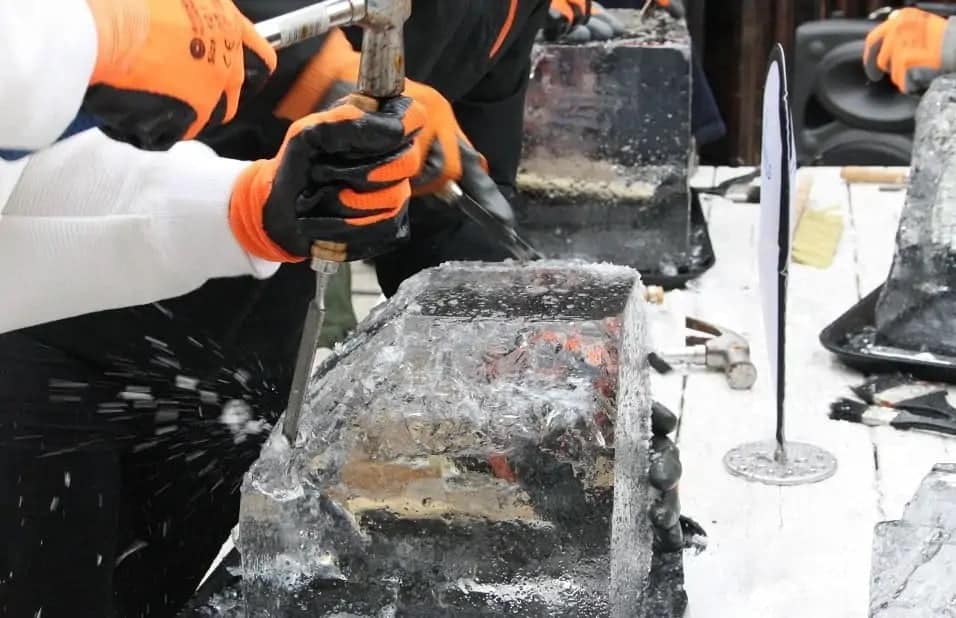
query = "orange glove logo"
xmin=84 ymin=0 xmax=277 ymax=149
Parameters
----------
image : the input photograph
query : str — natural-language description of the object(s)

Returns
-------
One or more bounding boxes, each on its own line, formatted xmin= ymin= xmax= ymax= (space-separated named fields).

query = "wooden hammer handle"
xmin=345 ymin=92 xmax=380 ymax=112
xmin=840 ymin=166 xmax=909 ymax=185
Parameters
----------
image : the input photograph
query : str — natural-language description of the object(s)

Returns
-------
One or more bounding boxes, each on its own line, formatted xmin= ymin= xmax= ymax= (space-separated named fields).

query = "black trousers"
xmin=0 ymin=263 xmax=313 ymax=617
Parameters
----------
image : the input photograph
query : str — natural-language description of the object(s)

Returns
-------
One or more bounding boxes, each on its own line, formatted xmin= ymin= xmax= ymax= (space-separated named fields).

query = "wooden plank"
xmin=677 ymin=169 xmax=879 ymax=617
xmin=647 ymin=296 xmax=689 ymax=421
xmin=846 ymin=182 xmax=904 ymax=296
xmin=689 ymin=165 xmax=717 ymax=189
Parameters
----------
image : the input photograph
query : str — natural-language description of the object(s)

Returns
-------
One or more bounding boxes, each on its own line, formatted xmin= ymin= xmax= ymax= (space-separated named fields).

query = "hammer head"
xmin=355 ymin=0 xmax=412 ymax=98
xmin=704 ymin=330 xmax=757 ymax=391
xmin=362 ymin=0 xmax=411 ymax=29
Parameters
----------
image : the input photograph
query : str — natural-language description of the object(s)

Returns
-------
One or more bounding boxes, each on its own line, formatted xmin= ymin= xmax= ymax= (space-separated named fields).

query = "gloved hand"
xmin=274 ymin=30 xmax=514 ymax=226
xmin=649 ymin=401 xmax=684 ymax=552
xmin=402 ymin=80 xmax=515 ymax=226
xmin=655 ymin=0 xmax=685 ymax=19
xmin=83 ymin=0 xmax=277 ymax=150
xmin=864 ymin=8 xmax=956 ymax=94
xmin=544 ymin=0 xmax=626 ymax=42
xmin=229 ymin=97 xmax=425 ymax=263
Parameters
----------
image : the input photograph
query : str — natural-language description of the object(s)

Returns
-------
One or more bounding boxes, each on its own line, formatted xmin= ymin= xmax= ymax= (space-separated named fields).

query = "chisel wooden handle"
xmin=840 ymin=166 xmax=909 ymax=185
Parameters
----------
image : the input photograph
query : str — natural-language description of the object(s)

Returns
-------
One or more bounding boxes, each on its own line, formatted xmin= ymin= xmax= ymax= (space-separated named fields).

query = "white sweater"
xmin=0 ymin=1 xmax=278 ymax=334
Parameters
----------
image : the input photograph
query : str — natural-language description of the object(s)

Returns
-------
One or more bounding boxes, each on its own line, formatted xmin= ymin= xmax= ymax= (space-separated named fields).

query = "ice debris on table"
xmin=870 ymin=464 xmax=956 ymax=616
xmin=237 ymin=260 xmax=667 ymax=616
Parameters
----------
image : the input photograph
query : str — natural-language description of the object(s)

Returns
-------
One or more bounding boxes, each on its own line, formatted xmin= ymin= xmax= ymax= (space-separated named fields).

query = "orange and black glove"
xmin=229 ymin=97 xmax=425 ymax=263
xmin=655 ymin=0 xmax=685 ymax=19
xmin=402 ymin=80 xmax=515 ymax=226
xmin=274 ymin=30 xmax=514 ymax=226
xmin=864 ymin=8 xmax=956 ymax=94
xmin=544 ymin=0 xmax=625 ymax=42
xmin=82 ymin=0 xmax=277 ymax=150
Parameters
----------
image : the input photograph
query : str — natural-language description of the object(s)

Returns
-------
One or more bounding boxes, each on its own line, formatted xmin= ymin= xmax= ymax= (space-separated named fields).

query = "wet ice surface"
xmin=183 ymin=551 xmax=686 ymax=618
xmin=876 ymin=76 xmax=956 ymax=355
xmin=842 ymin=323 xmax=956 ymax=368
xmin=870 ymin=464 xmax=956 ymax=616
xmin=236 ymin=261 xmax=668 ymax=616
xmin=520 ymin=9 xmax=692 ymax=275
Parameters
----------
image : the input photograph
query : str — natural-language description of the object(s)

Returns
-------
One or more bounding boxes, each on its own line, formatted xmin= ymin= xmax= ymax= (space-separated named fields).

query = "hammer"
xmin=279 ymin=0 xmax=413 ymax=445
xmin=260 ymin=0 xmax=542 ymax=263
xmin=659 ymin=317 xmax=757 ymax=390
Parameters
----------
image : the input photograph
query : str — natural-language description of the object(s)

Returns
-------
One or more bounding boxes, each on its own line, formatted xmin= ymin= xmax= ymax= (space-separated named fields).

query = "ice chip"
xmin=870 ymin=464 xmax=956 ymax=616
xmin=220 ymin=400 xmax=251 ymax=430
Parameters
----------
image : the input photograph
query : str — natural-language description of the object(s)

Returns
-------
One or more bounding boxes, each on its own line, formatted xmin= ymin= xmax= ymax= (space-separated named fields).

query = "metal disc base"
xmin=723 ymin=440 xmax=838 ymax=486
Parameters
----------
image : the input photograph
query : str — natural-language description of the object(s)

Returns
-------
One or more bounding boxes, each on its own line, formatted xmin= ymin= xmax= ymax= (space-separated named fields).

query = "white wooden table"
xmin=346 ymin=166 xmax=955 ymax=616
xmin=660 ymin=166 xmax=956 ymax=617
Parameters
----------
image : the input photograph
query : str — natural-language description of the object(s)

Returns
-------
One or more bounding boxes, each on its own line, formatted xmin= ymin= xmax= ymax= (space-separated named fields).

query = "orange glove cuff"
xmin=274 ymin=29 xmax=361 ymax=121
xmin=230 ymin=160 xmax=304 ymax=263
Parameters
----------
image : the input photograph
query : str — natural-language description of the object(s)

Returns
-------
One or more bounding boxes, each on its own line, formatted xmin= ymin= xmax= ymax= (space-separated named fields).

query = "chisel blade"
xmin=281 ymin=264 xmax=335 ymax=444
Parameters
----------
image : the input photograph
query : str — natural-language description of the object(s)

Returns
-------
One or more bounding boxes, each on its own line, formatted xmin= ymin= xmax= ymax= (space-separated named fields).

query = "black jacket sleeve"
xmin=452 ymin=2 xmax=548 ymax=193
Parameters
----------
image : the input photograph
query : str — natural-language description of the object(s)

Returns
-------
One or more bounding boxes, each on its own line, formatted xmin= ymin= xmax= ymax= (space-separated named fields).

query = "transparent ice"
xmin=519 ymin=10 xmax=694 ymax=273
xmin=876 ymin=76 xmax=956 ymax=355
xmin=236 ymin=261 xmax=656 ymax=617
xmin=870 ymin=464 xmax=956 ymax=616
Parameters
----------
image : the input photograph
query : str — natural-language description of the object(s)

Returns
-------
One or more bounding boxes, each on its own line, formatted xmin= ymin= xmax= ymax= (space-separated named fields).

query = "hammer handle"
xmin=255 ymin=0 xmax=366 ymax=49
xmin=356 ymin=16 xmax=407 ymax=99
xmin=840 ymin=166 xmax=909 ymax=185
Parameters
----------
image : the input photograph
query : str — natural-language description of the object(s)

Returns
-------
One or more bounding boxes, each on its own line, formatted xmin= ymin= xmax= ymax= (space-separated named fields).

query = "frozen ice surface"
xmin=876 ymin=76 xmax=956 ymax=355
xmin=520 ymin=9 xmax=693 ymax=274
xmin=237 ymin=261 xmax=662 ymax=616
xmin=870 ymin=464 xmax=956 ymax=616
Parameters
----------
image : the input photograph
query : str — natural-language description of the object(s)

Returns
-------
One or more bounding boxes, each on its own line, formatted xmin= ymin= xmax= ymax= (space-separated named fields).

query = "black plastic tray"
xmin=820 ymin=283 xmax=956 ymax=383
xmin=642 ymin=189 xmax=716 ymax=289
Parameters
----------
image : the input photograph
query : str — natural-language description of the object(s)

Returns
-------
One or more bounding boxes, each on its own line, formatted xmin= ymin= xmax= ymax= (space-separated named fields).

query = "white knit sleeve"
xmin=0 ymin=130 xmax=279 ymax=333
xmin=0 ymin=1 xmax=99 ymax=149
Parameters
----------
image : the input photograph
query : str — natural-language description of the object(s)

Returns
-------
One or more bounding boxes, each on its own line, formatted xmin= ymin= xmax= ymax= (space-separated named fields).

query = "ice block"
xmin=519 ymin=10 xmax=693 ymax=275
xmin=875 ymin=76 xmax=956 ymax=355
xmin=870 ymin=464 xmax=956 ymax=617
xmin=237 ymin=261 xmax=663 ymax=616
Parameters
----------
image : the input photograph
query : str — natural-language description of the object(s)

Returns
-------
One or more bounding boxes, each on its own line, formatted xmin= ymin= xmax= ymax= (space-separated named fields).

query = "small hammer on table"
xmin=658 ymin=317 xmax=758 ymax=390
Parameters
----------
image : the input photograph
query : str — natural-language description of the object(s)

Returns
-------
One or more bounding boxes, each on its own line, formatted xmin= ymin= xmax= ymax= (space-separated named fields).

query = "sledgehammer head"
xmin=356 ymin=0 xmax=412 ymax=98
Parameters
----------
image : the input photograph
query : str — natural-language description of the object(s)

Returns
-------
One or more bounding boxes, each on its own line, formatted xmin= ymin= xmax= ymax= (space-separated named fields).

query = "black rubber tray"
xmin=643 ymin=189 xmax=715 ymax=289
xmin=820 ymin=283 xmax=956 ymax=383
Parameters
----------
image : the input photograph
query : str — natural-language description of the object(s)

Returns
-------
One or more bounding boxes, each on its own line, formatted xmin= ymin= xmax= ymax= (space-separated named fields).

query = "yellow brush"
xmin=791 ymin=173 xmax=844 ymax=269
xmin=793 ymin=208 xmax=844 ymax=268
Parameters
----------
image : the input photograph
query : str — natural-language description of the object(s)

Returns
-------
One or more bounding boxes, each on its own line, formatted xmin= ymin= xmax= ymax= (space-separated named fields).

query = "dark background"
xmin=603 ymin=0 xmax=956 ymax=164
